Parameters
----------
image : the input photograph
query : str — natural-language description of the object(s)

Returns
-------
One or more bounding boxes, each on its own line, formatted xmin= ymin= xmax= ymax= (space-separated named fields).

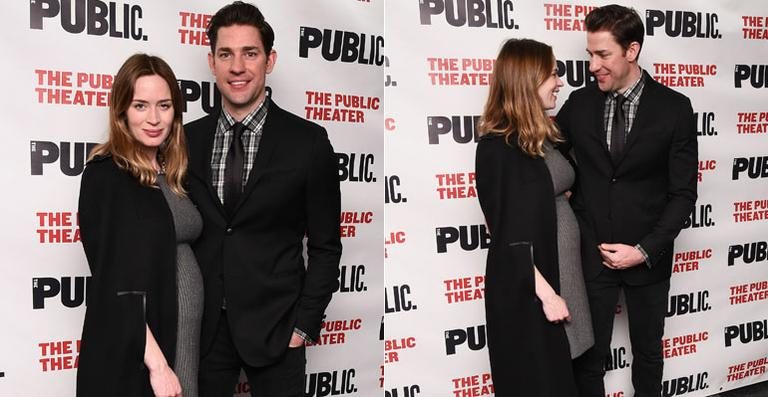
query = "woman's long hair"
xmin=90 ymin=53 xmax=187 ymax=195
xmin=478 ymin=38 xmax=562 ymax=157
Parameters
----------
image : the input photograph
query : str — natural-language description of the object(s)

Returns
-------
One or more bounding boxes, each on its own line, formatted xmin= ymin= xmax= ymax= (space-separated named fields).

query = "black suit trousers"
xmin=573 ymin=268 xmax=670 ymax=397
xmin=199 ymin=310 xmax=306 ymax=397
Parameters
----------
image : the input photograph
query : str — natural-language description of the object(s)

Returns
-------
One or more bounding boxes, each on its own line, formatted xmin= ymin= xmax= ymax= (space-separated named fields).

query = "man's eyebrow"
xmin=217 ymin=46 xmax=261 ymax=53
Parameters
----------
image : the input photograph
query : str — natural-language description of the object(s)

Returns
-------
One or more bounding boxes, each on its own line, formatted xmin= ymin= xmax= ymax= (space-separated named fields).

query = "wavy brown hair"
xmin=90 ymin=53 xmax=187 ymax=195
xmin=478 ymin=38 xmax=562 ymax=157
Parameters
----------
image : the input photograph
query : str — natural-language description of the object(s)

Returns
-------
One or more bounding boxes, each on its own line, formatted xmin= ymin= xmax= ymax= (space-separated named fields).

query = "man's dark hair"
xmin=585 ymin=4 xmax=644 ymax=56
xmin=207 ymin=1 xmax=275 ymax=54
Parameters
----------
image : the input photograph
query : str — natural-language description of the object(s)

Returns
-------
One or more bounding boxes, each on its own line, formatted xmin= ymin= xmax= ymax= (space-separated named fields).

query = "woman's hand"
xmin=144 ymin=324 xmax=182 ymax=396
xmin=541 ymin=293 xmax=571 ymax=323
xmin=148 ymin=364 xmax=182 ymax=397
xmin=533 ymin=265 xmax=571 ymax=324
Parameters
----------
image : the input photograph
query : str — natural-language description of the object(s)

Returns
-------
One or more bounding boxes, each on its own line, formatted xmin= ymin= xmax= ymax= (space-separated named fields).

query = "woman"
xmin=475 ymin=39 xmax=593 ymax=396
xmin=77 ymin=54 xmax=202 ymax=397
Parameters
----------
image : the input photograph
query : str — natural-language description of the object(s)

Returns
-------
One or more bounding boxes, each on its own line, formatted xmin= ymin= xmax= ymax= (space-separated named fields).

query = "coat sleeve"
xmin=79 ymin=161 xmax=151 ymax=292
xmin=78 ymin=160 xmax=113 ymax=277
xmin=77 ymin=160 xmax=149 ymax=395
xmin=475 ymin=137 xmax=537 ymax=299
xmin=296 ymin=128 xmax=342 ymax=341
xmin=639 ymin=96 xmax=698 ymax=265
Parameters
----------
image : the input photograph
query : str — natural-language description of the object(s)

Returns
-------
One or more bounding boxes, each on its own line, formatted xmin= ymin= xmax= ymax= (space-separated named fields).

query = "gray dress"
xmin=543 ymin=142 xmax=594 ymax=358
xmin=157 ymin=175 xmax=204 ymax=397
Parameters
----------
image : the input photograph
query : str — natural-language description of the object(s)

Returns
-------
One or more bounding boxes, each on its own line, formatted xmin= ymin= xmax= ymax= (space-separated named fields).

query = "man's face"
xmin=586 ymin=30 xmax=638 ymax=93
xmin=208 ymin=24 xmax=276 ymax=119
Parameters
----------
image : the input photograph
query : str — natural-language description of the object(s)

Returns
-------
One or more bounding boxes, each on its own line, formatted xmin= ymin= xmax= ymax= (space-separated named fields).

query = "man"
xmin=556 ymin=4 xmax=697 ymax=397
xmin=185 ymin=2 xmax=341 ymax=396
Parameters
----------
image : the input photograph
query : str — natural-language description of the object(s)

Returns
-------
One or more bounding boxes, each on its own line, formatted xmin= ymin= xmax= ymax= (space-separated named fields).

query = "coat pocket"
xmin=508 ymin=241 xmax=536 ymax=302
xmin=115 ymin=291 xmax=147 ymax=370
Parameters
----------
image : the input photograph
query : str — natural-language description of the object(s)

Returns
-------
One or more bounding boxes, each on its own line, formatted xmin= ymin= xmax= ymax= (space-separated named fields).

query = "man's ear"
xmin=625 ymin=41 xmax=640 ymax=63
xmin=266 ymin=49 xmax=277 ymax=74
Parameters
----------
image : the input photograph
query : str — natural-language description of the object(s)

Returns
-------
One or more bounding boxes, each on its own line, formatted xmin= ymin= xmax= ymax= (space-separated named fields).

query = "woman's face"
xmin=126 ymin=74 xmax=174 ymax=152
xmin=537 ymin=62 xmax=564 ymax=110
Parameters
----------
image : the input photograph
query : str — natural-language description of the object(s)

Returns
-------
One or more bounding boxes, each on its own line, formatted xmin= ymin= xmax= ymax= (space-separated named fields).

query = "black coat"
xmin=185 ymin=101 xmax=341 ymax=367
xmin=76 ymin=156 xmax=178 ymax=396
xmin=556 ymin=71 xmax=698 ymax=284
xmin=475 ymin=134 xmax=577 ymax=397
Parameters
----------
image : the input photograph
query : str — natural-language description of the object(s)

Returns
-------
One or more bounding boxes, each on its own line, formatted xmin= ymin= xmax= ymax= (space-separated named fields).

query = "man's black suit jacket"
xmin=185 ymin=101 xmax=341 ymax=366
xmin=556 ymin=71 xmax=697 ymax=285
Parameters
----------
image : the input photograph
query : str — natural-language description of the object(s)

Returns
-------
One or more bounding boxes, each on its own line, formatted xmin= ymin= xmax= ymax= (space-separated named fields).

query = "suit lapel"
xmin=621 ymin=72 xmax=658 ymax=158
xmin=592 ymin=92 xmax=610 ymax=156
xmin=231 ymin=102 xmax=284 ymax=215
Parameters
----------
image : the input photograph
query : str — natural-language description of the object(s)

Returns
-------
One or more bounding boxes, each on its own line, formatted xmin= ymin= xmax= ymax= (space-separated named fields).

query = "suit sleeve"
xmin=555 ymin=97 xmax=601 ymax=269
xmin=639 ymin=97 xmax=698 ymax=265
xmin=297 ymin=128 xmax=342 ymax=341
xmin=555 ymin=98 xmax=573 ymax=152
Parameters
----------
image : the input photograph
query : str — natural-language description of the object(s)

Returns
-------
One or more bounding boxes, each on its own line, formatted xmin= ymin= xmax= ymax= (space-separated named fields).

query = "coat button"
xmin=225 ymin=227 xmax=233 ymax=235
xmin=610 ymin=178 xmax=617 ymax=184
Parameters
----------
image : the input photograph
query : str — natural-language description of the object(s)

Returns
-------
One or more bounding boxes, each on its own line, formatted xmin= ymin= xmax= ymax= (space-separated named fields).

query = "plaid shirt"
xmin=210 ymin=97 xmax=270 ymax=205
xmin=604 ymin=70 xmax=645 ymax=150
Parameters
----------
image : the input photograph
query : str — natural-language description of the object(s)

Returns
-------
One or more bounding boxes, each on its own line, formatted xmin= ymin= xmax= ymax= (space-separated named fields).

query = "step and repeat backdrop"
xmin=0 ymin=1 xmax=382 ymax=396
xmin=384 ymin=1 xmax=768 ymax=397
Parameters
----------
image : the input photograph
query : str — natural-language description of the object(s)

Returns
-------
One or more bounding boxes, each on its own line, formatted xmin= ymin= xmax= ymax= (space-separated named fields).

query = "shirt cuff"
xmin=635 ymin=244 xmax=651 ymax=268
xmin=293 ymin=327 xmax=313 ymax=343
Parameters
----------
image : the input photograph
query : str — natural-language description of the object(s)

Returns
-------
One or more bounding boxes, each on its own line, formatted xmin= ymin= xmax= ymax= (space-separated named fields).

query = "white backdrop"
xmin=384 ymin=1 xmax=768 ymax=397
xmin=1 ymin=1 xmax=383 ymax=396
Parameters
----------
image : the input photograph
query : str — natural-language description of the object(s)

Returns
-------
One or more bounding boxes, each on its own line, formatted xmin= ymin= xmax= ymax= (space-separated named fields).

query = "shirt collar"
xmin=219 ymin=95 xmax=270 ymax=132
xmin=612 ymin=68 xmax=645 ymax=104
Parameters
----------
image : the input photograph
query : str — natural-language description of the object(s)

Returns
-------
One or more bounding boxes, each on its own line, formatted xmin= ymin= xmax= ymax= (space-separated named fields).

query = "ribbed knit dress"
xmin=157 ymin=174 xmax=203 ymax=397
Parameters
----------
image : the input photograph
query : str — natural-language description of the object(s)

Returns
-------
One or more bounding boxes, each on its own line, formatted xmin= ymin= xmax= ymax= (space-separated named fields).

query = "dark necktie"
xmin=223 ymin=122 xmax=246 ymax=215
xmin=610 ymin=94 xmax=627 ymax=161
